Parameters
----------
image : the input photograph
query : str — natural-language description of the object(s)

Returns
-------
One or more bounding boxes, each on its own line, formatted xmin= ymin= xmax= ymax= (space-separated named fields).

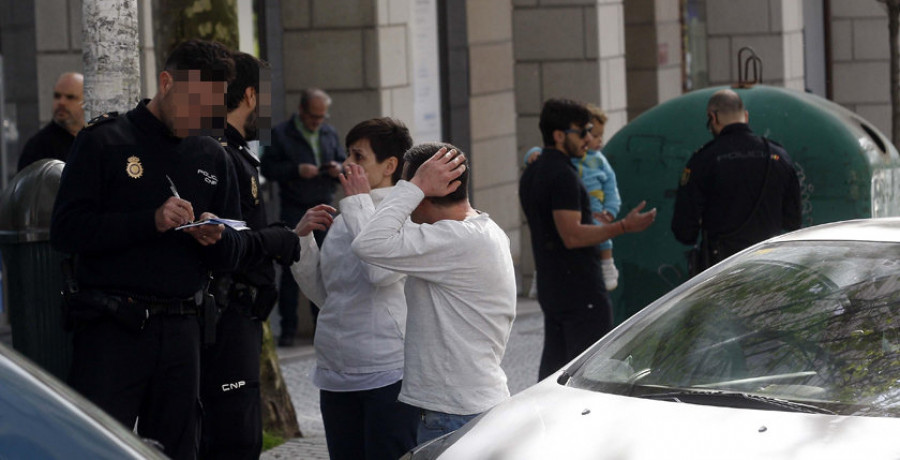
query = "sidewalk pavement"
xmin=262 ymin=296 xmax=544 ymax=459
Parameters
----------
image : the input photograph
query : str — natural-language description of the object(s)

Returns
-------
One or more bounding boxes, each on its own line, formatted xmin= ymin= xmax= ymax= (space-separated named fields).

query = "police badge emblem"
xmin=251 ymin=176 xmax=259 ymax=205
xmin=126 ymin=156 xmax=144 ymax=179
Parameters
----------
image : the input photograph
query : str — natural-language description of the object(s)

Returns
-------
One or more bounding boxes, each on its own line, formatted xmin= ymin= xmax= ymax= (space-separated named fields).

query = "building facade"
xmin=1 ymin=0 xmax=896 ymax=298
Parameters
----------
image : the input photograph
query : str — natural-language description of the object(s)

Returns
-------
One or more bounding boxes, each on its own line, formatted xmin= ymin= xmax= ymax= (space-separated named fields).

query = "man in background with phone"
xmin=260 ymin=88 xmax=345 ymax=346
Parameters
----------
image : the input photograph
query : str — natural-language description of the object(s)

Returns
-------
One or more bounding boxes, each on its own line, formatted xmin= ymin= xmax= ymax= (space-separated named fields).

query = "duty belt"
xmin=113 ymin=291 xmax=201 ymax=316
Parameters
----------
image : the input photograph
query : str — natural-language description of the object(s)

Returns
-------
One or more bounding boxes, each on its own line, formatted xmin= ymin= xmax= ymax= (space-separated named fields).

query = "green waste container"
xmin=0 ymin=159 xmax=71 ymax=380
xmin=604 ymin=85 xmax=900 ymax=324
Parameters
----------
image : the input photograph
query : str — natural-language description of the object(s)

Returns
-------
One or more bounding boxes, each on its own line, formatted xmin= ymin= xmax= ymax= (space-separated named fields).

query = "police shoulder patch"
xmin=680 ymin=167 xmax=691 ymax=186
xmin=85 ymin=112 xmax=119 ymax=129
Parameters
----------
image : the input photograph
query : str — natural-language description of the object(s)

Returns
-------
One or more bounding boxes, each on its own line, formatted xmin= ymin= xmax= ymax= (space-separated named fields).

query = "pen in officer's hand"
xmin=166 ymin=174 xmax=181 ymax=199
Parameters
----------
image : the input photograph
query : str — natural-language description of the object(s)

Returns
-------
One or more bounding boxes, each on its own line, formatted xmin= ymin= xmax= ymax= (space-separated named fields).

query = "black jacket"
xmin=18 ymin=121 xmax=76 ymax=171
xmin=217 ymin=123 xmax=276 ymax=288
xmin=671 ymin=123 xmax=802 ymax=261
xmin=50 ymin=101 xmax=245 ymax=298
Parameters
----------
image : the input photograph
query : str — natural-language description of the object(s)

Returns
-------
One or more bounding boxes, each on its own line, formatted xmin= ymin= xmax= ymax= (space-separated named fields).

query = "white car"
xmin=406 ymin=218 xmax=900 ymax=460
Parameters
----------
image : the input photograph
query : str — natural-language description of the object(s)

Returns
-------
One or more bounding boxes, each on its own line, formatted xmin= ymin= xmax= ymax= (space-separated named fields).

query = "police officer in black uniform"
xmin=671 ymin=88 xmax=802 ymax=273
xmin=50 ymin=40 xmax=244 ymax=460
xmin=199 ymin=51 xmax=299 ymax=459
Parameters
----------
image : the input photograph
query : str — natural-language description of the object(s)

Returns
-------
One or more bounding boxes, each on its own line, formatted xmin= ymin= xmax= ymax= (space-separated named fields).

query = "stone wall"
xmin=278 ymin=0 xmax=414 ymax=137
xmin=1 ymin=0 xmax=39 ymax=182
xmin=706 ymin=0 xmax=804 ymax=90
xmin=466 ymin=0 xmax=521 ymax=279
xmin=513 ymin=0 xmax=628 ymax=152
xmin=829 ymin=0 xmax=891 ymax=136
xmin=624 ymin=0 xmax=682 ymax=120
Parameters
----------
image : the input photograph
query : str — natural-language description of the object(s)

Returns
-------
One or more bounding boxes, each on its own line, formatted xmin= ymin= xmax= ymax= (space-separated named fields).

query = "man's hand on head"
xmin=409 ymin=147 xmax=466 ymax=198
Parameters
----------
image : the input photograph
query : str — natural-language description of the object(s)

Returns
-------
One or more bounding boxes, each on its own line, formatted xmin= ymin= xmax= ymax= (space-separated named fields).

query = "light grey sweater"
xmin=352 ymin=180 xmax=517 ymax=415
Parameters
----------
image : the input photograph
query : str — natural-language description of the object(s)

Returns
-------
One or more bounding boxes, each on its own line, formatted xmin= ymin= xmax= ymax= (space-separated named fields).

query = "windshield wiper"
xmin=637 ymin=388 xmax=836 ymax=415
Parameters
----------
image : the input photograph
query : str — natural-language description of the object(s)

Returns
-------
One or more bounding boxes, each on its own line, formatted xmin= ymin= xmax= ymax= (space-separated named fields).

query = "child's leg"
xmin=600 ymin=248 xmax=618 ymax=291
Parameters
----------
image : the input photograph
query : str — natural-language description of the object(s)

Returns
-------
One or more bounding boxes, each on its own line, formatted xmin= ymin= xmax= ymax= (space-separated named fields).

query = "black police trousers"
xmin=69 ymin=315 xmax=201 ymax=460
xmin=200 ymin=301 xmax=263 ymax=460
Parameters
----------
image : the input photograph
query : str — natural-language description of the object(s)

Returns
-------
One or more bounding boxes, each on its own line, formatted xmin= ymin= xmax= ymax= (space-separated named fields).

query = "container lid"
xmin=0 ymin=159 xmax=65 ymax=243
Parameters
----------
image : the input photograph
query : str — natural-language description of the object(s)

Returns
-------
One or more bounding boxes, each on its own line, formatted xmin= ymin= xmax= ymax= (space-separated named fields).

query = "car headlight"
xmin=400 ymin=412 xmax=486 ymax=460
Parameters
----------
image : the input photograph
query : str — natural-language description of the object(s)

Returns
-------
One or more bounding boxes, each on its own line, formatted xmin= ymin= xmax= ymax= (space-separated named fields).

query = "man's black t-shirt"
xmin=519 ymin=148 xmax=605 ymax=314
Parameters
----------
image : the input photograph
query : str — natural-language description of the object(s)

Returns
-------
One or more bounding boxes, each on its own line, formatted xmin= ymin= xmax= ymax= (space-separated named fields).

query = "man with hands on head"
xmin=351 ymin=143 xmax=517 ymax=445
xmin=50 ymin=39 xmax=243 ymax=460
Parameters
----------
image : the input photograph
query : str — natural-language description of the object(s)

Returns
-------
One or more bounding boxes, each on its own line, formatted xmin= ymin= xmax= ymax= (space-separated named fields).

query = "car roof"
xmin=768 ymin=218 xmax=900 ymax=244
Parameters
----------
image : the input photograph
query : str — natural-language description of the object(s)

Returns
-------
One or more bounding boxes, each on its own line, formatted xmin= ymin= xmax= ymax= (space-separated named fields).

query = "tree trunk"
xmin=260 ymin=322 xmax=303 ymax=438
xmin=153 ymin=0 xmax=240 ymax=76
xmin=82 ymin=0 xmax=141 ymax=120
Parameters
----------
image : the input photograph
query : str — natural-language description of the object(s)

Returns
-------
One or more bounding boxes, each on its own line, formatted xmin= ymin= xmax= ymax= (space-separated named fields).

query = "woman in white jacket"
xmin=291 ymin=118 xmax=417 ymax=460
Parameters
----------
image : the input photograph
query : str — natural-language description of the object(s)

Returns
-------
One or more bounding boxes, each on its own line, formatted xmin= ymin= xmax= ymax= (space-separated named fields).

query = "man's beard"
xmin=564 ymin=136 xmax=584 ymax=158
xmin=243 ymin=110 xmax=258 ymax=141
xmin=53 ymin=109 xmax=74 ymax=129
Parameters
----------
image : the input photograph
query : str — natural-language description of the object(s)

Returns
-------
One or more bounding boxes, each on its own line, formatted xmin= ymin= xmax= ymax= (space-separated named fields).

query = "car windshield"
xmin=568 ymin=240 xmax=900 ymax=417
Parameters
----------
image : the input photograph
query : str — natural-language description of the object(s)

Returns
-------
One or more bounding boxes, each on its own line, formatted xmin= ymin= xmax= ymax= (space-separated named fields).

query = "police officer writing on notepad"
xmin=50 ymin=40 xmax=245 ymax=460
xmin=200 ymin=51 xmax=300 ymax=459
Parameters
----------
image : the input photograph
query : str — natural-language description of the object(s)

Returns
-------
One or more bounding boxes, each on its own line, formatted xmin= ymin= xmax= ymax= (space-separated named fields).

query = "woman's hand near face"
xmin=339 ymin=163 xmax=371 ymax=197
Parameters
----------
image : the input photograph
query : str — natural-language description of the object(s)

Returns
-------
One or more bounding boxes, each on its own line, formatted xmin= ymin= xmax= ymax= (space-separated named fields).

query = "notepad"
xmin=175 ymin=218 xmax=249 ymax=231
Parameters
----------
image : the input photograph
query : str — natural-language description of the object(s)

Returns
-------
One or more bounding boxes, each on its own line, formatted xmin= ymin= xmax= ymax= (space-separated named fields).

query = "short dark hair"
xmin=164 ymin=39 xmax=235 ymax=83
xmin=402 ymin=142 xmax=469 ymax=205
xmin=539 ymin=98 xmax=591 ymax=146
xmin=226 ymin=52 xmax=268 ymax=112
xmin=345 ymin=118 xmax=413 ymax=184
xmin=300 ymin=88 xmax=331 ymax=112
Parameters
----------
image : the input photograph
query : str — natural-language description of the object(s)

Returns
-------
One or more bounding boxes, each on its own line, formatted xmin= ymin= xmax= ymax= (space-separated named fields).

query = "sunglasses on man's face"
xmin=564 ymin=123 xmax=594 ymax=139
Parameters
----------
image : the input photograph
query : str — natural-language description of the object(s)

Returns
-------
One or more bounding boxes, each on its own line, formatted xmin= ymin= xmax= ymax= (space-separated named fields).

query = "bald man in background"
xmin=18 ymin=72 xmax=85 ymax=171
